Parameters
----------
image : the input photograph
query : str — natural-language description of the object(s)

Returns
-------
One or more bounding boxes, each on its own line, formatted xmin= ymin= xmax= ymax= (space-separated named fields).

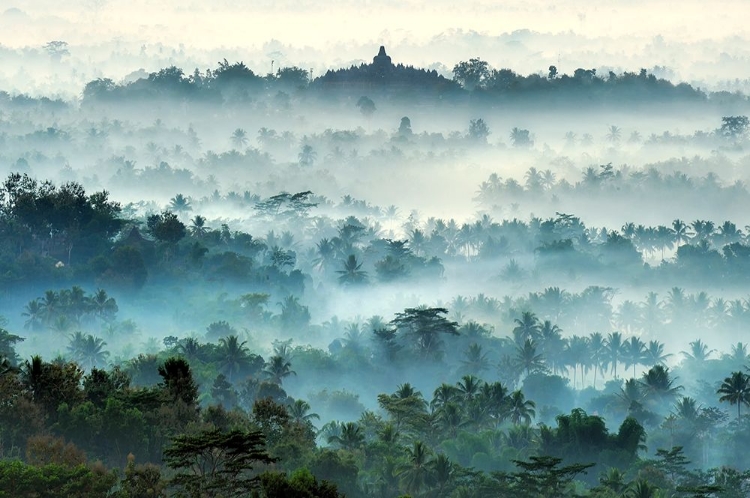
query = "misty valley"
xmin=2 ymin=42 xmax=750 ymax=498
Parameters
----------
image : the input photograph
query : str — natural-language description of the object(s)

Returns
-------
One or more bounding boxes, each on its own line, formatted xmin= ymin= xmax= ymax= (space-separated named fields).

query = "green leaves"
xmin=163 ymin=428 xmax=276 ymax=497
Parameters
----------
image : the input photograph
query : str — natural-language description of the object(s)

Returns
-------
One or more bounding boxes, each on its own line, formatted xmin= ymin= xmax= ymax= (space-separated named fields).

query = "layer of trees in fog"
xmin=1 ymin=40 xmax=750 ymax=497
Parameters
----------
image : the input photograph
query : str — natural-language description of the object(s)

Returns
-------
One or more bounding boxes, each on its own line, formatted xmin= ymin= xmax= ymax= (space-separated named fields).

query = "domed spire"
xmin=373 ymin=46 xmax=392 ymax=67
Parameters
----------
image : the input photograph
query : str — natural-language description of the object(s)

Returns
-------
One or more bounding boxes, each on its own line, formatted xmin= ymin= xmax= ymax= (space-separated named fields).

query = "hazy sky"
xmin=1 ymin=1 xmax=749 ymax=97
xmin=3 ymin=0 xmax=749 ymax=49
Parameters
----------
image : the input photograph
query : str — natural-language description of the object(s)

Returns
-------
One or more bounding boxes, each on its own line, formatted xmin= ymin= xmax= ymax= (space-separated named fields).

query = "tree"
xmin=514 ymin=340 xmax=545 ymax=378
xmin=398 ymin=116 xmax=413 ymax=138
xmin=336 ymin=255 xmax=368 ymax=285
xmin=461 ymin=343 xmax=491 ymax=375
xmin=263 ymin=355 xmax=296 ymax=385
xmin=720 ymin=115 xmax=749 ymax=141
xmin=0 ymin=328 xmax=24 ymax=366
xmin=510 ymin=128 xmax=533 ymax=148
xmin=356 ymin=96 xmax=376 ymax=118
xmin=275 ymin=66 xmax=310 ymax=89
xmin=397 ymin=440 xmax=432 ymax=495
xmin=147 ymin=211 xmax=186 ymax=245
xmin=499 ymin=456 xmax=594 ymax=497
xmin=605 ymin=332 xmax=626 ymax=379
xmin=505 ymin=390 xmax=536 ymax=425
xmin=287 ymin=399 xmax=320 ymax=427
xmin=158 ymin=357 xmax=199 ymax=408
xmin=68 ymin=334 xmax=109 ymax=370
xmin=326 ymin=422 xmax=364 ymax=451
xmin=717 ymin=371 xmax=750 ymax=420
xmin=169 ymin=194 xmax=192 ymax=214
xmin=452 ymin=58 xmax=491 ymax=91
xmin=682 ymin=339 xmax=714 ymax=364
xmin=512 ymin=311 xmax=540 ymax=345
xmin=640 ymin=365 xmax=682 ymax=408
xmin=44 ymin=40 xmax=70 ymax=60
xmin=258 ymin=468 xmax=341 ymax=498
xmin=626 ymin=479 xmax=660 ymax=498
xmin=163 ymin=428 xmax=276 ymax=497
xmin=189 ymin=215 xmax=209 ymax=238
xmin=298 ymin=144 xmax=317 ymax=167
xmin=606 ymin=125 xmax=622 ymax=143
xmin=217 ymin=335 xmax=254 ymax=382
xmin=624 ymin=336 xmax=647 ymax=378
xmin=390 ymin=307 xmax=459 ymax=360
xmin=231 ymin=128 xmax=249 ymax=149
xmin=468 ymin=119 xmax=490 ymax=143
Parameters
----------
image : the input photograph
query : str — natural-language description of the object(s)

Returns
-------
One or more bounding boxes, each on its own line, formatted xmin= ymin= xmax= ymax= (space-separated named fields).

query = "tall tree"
xmin=717 ymin=371 xmax=750 ymax=420
xmin=390 ymin=307 xmax=459 ymax=361
xmin=163 ymin=428 xmax=275 ymax=497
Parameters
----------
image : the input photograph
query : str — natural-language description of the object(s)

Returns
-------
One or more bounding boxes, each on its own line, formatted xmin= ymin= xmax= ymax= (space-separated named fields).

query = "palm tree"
xmin=639 ymin=292 xmax=663 ymax=335
xmin=287 ymin=399 xmax=320 ymax=426
xmin=397 ymin=441 xmax=432 ymax=495
xmin=623 ymin=337 xmax=647 ymax=378
xmin=564 ymin=335 xmax=590 ymax=389
xmin=189 ymin=215 xmax=209 ymax=238
xmin=605 ymin=332 xmax=626 ymax=379
xmin=313 ymin=238 xmax=337 ymax=273
xmin=437 ymin=402 xmax=468 ymax=437
xmin=22 ymin=299 xmax=44 ymax=331
xmin=512 ymin=311 xmax=540 ymax=345
xmin=337 ymin=254 xmax=368 ymax=285
xmin=431 ymin=383 xmax=459 ymax=412
xmin=606 ymin=125 xmax=622 ymax=143
xmin=717 ymin=371 xmax=750 ymax=420
xmin=177 ymin=337 xmax=203 ymax=363
xmin=21 ymin=355 xmax=45 ymax=399
xmin=217 ymin=335 xmax=251 ymax=381
xmin=504 ymin=390 xmax=536 ymax=425
xmin=513 ymin=339 xmax=545 ymax=377
xmin=673 ymin=396 xmax=700 ymax=424
xmin=298 ymin=144 xmax=317 ymax=167
xmin=588 ymin=332 xmax=606 ymax=388
xmin=640 ymin=365 xmax=682 ymax=407
xmin=644 ymin=340 xmax=671 ymax=366
xmin=599 ymin=467 xmax=627 ymax=494
xmin=169 ymin=194 xmax=192 ymax=214
xmin=456 ymin=375 xmax=482 ymax=403
xmin=428 ymin=453 xmax=455 ymax=497
xmin=480 ymin=381 xmax=509 ymax=425
xmin=691 ymin=219 xmax=715 ymax=242
xmin=90 ymin=289 xmax=118 ymax=323
xmin=564 ymin=131 xmax=577 ymax=146
xmin=69 ymin=334 xmax=109 ymax=370
xmin=723 ymin=342 xmax=750 ymax=367
xmin=682 ymin=339 xmax=714 ymax=364
xmin=672 ymin=219 xmax=692 ymax=247
xmin=461 ymin=343 xmax=490 ymax=375
xmin=327 ymin=421 xmax=364 ymax=450
xmin=263 ymin=355 xmax=296 ymax=385
xmin=626 ymin=479 xmax=660 ymax=498
xmin=616 ymin=379 xmax=643 ymax=414
xmin=538 ymin=321 xmax=566 ymax=375
xmin=231 ymin=128 xmax=248 ymax=149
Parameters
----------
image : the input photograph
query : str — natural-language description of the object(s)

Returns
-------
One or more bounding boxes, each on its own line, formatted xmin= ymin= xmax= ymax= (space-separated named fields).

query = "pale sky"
xmin=3 ymin=0 xmax=749 ymax=49
xmin=1 ymin=1 xmax=749 ymax=96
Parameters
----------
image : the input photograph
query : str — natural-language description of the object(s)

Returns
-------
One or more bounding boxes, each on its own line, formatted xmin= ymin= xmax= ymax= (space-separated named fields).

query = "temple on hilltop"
xmin=313 ymin=46 xmax=461 ymax=100
xmin=372 ymin=46 xmax=393 ymax=68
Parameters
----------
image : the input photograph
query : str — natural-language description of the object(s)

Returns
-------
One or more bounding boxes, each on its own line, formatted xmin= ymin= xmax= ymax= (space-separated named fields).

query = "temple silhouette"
xmin=315 ymin=46 xmax=459 ymax=99
xmin=372 ymin=46 xmax=393 ymax=68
